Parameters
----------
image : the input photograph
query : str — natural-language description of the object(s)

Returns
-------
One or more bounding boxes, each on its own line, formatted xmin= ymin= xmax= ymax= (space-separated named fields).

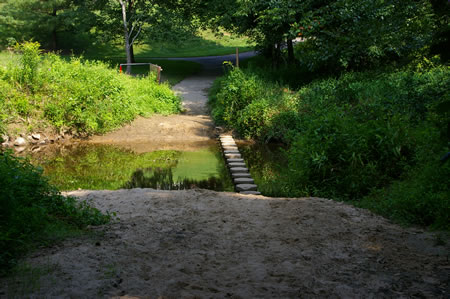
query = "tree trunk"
xmin=119 ymin=0 xmax=132 ymax=74
xmin=272 ymin=42 xmax=282 ymax=69
xmin=130 ymin=44 xmax=136 ymax=63
xmin=51 ymin=8 xmax=58 ymax=50
xmin=287 ymin=38 xmax=295 ymax=64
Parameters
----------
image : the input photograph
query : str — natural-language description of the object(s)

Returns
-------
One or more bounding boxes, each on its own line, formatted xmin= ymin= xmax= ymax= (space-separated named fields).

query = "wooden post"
xmin=236 ymin=47 xmax=239 ymax=68
xmin=157 ymin=66 xmax=161 ymax=84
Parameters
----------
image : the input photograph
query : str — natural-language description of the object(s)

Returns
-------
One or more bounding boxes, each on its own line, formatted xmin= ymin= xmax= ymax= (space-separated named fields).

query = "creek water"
xmin=26 ymin=141 xmax=234 ymax=192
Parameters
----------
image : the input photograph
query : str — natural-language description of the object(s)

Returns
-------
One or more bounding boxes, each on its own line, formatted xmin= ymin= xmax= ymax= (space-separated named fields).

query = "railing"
xmin=119 ymin=63 xmax=162 ymax=84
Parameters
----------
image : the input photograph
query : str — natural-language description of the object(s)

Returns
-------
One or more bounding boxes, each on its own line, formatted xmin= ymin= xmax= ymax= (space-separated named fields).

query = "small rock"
xmin=227 ymin=158 xmax=244 ymax=163
xmin=228 ymin=162 xmax=246 ymax=168
xmin=234 ymin=177 xmax=255 ymax=184
xmin=31 ymin=133 xmax=41 ymax=140
xmin=222 ymin=146 xmax=239 ymax=151
xmin=1 ymin=135 xmax=8 ymax=142
xmin=235 ymin=184 xmax=258 ymax=192
xmin=31 ymin=146 xmax=41 ymax=153
xmin=229 ymin=167 xmax=248 ymax=173
xmin=225 ymin=153 xmax=241 ymax=159
xmin=224 ymin=150 xmax=240 ymax=154
xmin=14 ymin=146 xmax=26 ymax=153
xmin=14 ymin=137 xmax=27 ymax=146
xmin=39 ymin=140 xmax=47 ymax=145
xmin=1 ymin=142 xmax=11 ymax=148
xmin=240 ymin=191 xmax=261 ymax=195
xmin=231 ymin=172 xmax=252 ymax=178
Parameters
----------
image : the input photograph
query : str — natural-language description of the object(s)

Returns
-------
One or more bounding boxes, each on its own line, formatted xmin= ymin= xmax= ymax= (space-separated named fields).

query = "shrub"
xmin=209 ymin=64 xmax=449 ymax=229
xmin=0 ymin=47 xmax=181 ymax=135
xmin=0 ymin=150 xmax=110 ymax=272
xmin=14 ymin=41 xmax=41 ymax=90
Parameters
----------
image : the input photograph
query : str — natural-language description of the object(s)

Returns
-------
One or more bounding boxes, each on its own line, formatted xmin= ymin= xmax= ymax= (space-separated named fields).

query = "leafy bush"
xmin=0 ymin=43 xmax=181 ymax=135
xmin=293 ymin=0 xmax=435 ymax=71
xmin=14 ymin=41 xmax=41 ymax=89
xmin=0 ymin=150 xmax=111 ymax=272
xmin=210 ymin=65 xmax=450 ymax=229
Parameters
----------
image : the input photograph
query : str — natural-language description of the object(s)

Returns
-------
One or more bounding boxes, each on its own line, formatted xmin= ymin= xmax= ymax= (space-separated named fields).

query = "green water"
xmin=238 ymin=141 xmax=289 ymax=196
xmin=28 ymin=143 xmax=233 ymax=191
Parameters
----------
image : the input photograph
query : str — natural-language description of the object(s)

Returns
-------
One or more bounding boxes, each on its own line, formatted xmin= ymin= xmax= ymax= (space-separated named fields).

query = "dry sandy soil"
xmin=1 ymin=53 xmax=448 ymax=298
xmin=1 ymin=189 xmax=448 ymax=298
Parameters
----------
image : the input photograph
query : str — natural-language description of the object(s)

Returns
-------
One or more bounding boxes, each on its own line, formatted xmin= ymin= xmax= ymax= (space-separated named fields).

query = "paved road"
xmin=169 ymin=51 xmax=257 ymax=115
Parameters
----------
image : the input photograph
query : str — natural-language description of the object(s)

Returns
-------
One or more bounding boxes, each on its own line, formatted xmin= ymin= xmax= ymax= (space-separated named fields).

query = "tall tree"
xmin=0 ymin=0 xmax=94 ymax=50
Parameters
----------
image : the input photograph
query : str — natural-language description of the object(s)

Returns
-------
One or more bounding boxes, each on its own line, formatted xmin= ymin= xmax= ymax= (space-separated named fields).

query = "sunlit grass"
xmin=84 ymin=30 xmax=255 ymax=58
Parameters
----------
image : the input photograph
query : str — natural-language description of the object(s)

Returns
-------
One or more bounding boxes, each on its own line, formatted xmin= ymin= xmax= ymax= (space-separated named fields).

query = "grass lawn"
xmin=85 ymin=30 xmax=255 ymax=58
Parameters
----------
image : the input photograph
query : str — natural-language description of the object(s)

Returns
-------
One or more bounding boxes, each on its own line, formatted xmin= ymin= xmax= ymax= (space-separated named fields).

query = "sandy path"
xmin=2 ymin=189 xmax=448 ymax=298
xmin=88 ymin=52 xmax=256 ymax=152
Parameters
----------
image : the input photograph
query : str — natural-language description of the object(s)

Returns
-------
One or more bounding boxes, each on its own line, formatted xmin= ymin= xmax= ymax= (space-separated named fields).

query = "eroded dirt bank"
xmin=2 ymin=189 xmax=448 ymax=298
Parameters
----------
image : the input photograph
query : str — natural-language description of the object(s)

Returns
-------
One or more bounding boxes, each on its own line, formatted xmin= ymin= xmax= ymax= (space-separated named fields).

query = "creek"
xmin=26 ymin=141 xmax=234 ymax=192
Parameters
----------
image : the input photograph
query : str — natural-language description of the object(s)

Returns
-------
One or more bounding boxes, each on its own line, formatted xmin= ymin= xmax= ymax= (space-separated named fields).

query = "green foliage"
xmin=292 ymin=0 xmax=435 ymax=71
xmin=210 ymin=65 xmax=450 ymax=229
xmin=0 ymin=150 xmax=110 ymax=272
xmin=14 ymin=41 xmax=41 ymax=89
xmin=0 ymin=46 xmax=181 ymax=135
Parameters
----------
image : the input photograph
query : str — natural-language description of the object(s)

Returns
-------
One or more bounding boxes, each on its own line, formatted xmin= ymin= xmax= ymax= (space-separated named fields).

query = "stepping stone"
xmin=235 ymin=184 xmax=258 ymax=192
xmin=220 ymin=138 xmax=234 ymax=141
xmin=224 ymin=150 xmax=240 ymax=154
xmin=232 ymin=172 xmax=251 ymax=178
xmin=229 ymin=167 xmax=248 ymax=173
xmin=225 ymin=153 xmax=241 ymax=159
xmin=234 ymin=177 xmax=254 ymax=184
xmin=227 ymin=158 xmax=244 ymax=163
xmin=220 ymin=135 xmax=233 ymax=138
xmin=240 ymin=191 xmax=261 ymax=195
xmin=223 ymin=148 xmax=239 ymax=152
xmin=228 ymin=162 xmax=246 ymax=168
xmin=221 ymin=142 xmax=236 ymax=146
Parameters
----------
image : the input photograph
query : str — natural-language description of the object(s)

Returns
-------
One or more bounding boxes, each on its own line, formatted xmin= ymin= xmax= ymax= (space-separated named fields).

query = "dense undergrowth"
xmin=209 ymin=62 xmax=449 ymax=230
xmin=0 ymin=42 xmax=181 ymax=273
xmin=0 ymin=42 xmax=181 ymax=136
xmin=0 ymin=150 xmax=111 ymax=273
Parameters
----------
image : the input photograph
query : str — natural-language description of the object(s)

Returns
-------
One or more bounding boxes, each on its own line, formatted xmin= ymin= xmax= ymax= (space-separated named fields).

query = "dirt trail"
xmin=1 ymin=53 xmax=448 ymax=298
xmin=88 ymin=52 xmax=256 ymax=152
xmin=2 ymin=190 xmax=448 ymax=298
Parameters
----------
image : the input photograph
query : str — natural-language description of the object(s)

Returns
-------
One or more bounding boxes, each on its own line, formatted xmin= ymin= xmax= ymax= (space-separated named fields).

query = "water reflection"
xmin=124 ymin=167 xmax=230 ymax=190
xmin=27 ymin=142 xmax=233 ymax=191
xmin=237 ymin=141 xmax=288 ymax=196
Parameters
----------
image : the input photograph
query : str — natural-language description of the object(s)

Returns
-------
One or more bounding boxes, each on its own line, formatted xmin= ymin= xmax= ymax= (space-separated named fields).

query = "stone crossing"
xmin=219 ymin=134 xmax=261 ymax=195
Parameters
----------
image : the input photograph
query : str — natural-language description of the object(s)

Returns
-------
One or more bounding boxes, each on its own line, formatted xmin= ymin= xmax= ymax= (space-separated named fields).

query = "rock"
xmin=222 ymin=143 xmax=236 ymax=146
xmin=240 ymin=191 xmax=261 ymax=195
xmin=1 ymin=135 xmax=8 ymax=142
xmin=228 ymin=162 xmax=246 ymax=168
xmin=1 ymin=142 xmax=11 ymax=148
xmin=224 ymin=150 xmax=240 ymax=154
xmin=39 ymin=140 xmax=47 ymax=145
xmin=234 ymin=177 xmax=255 ymax=184
xmin=229 ymin=167 xmax=248 ymax=173
xmin=14 ymin=137 xmax=27 ymax=146
xmin=227 ymin=158 xmax=244 ymax=163
xmin=235 ymin=184 xmax=258 ymax=192
xmin=31 ymin=146 xmax=41 ymax=153
xmin=31 ymin=133 xmax=41 ymax=140
xmin=27 ymin=136 xmax=38 ymax=144
xmin=225 ymin=153 xmax=241 ymax=159
xmin=231 ymin=172 xmax=252 ymax=178
xmin=14 ymin=146 xmax=26 ymax=153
